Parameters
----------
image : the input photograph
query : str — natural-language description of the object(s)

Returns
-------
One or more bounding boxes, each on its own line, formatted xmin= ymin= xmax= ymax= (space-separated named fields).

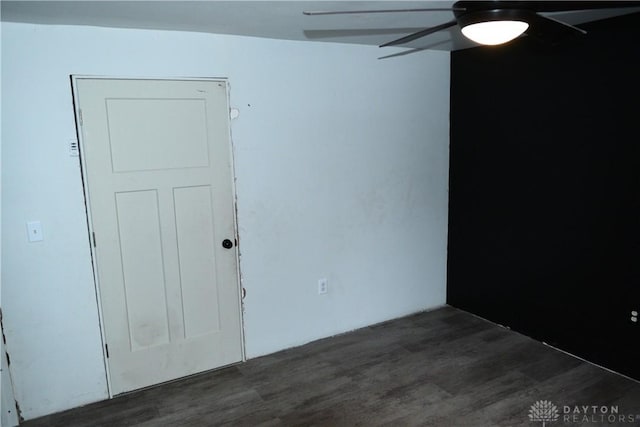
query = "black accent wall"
xmin=448 ymin=13 xmax=640 ymax=380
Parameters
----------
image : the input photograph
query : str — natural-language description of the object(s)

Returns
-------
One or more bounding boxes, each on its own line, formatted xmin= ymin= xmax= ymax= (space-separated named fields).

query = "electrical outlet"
xmin=27 ymin=221 xmax=44 ymax=242
xmin=631 ymin=310 xmax=638 ymax=323
xmin=318 ymin=278 xmax=328 ymax=295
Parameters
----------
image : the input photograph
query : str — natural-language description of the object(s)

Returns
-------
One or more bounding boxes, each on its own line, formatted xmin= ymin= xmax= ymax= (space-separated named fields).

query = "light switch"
xmin=27 ymin=221 xmax=44 ymax=242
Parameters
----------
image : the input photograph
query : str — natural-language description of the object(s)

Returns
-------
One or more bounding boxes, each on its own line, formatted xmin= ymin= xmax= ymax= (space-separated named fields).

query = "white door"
xmin=74 ymin=78 xmax=243 ymax=395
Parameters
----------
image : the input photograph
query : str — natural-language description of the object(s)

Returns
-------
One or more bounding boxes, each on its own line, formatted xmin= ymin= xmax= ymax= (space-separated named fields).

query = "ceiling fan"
xmin=304 ymin=1 xmax=640 ymax=47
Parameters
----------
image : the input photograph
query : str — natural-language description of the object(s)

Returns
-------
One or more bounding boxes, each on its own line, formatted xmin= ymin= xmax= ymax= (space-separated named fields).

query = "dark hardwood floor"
xmin=23 ymin=306 xmax=640 ymax=426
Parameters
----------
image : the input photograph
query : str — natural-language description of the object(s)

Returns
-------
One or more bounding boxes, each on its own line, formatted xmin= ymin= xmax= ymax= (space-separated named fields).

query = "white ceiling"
xmin=2 ymin=1 xmax=639 ymax=52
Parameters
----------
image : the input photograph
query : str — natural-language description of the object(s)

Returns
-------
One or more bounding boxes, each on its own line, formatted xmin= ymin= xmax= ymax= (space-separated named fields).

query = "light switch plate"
xmin=27 ymin=221 xmax=43 ymax=242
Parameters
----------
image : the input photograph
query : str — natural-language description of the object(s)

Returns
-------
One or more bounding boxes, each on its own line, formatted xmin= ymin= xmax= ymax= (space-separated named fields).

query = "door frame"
xmin=71 ymin=75 xmax=246 ymax=397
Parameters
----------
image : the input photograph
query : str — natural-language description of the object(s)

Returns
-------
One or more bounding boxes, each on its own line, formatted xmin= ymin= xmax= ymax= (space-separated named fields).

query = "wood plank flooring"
xmin=23 ymin=306 xmax=640 ymax=426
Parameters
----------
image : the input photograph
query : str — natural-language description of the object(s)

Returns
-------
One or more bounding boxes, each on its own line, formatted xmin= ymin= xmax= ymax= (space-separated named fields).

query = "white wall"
xmin=0 ymin=18 xmax=21 ymax=427
xmin=1 ymin=22 xmax=450 ymax=420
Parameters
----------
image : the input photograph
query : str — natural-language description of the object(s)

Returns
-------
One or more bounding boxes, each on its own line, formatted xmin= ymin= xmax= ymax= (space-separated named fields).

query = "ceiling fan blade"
xmin=526 ymin=12 xmax=587 ymax=43
xmin=303 ymin=8 xmax=465 ymax=16
xmin=379 ymin=48 xmax=431 ymax=60
xmin=535 ymin=14 xmax=587 ymax=35
xmin=523 ymin=1 xmax=640 ymax=13
xmin=380 ymin=20 xmax=458 ymax=47
xmin=304 ymin=28 xmax=426 ymax=40
xmin=378 ymin=38 xmax=452 ymax=59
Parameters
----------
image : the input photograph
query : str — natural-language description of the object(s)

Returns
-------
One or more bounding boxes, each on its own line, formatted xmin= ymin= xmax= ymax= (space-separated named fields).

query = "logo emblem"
xmin=529 ymin=400 xmax=560 ymax=426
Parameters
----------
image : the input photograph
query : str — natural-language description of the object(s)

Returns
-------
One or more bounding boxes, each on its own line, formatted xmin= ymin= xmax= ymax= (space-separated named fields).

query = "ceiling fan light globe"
xmin=461 ymin=20 xmax=529 ymax=45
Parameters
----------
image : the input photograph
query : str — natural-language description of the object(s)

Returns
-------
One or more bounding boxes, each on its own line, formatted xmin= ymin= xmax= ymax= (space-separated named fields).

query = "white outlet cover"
xmin=27 ymin=221 xmax=44 ymax=242
xmin=318 ymin=278 xmax=328 ymax=294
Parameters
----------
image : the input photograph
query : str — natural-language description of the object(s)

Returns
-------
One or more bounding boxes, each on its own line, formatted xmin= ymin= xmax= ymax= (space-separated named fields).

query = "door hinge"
xmin=79 ymin=109 xmax=83 ymax=126
xmin=92 ymin=232 xmax=96 ymax=248
xmin=105 ymin=344 xmax=109 ymax=358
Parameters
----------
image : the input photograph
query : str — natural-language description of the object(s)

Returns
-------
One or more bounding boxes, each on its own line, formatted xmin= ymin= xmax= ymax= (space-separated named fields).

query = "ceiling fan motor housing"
xmin=455 ymin=8 xmax=536 ymax=28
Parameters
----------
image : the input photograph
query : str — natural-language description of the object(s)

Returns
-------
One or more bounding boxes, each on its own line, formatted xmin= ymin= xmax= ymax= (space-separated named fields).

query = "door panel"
xmin=173 ymin=185 xmax=221 ymax=338
xmin=116 ymin=190 xmax=170 ymax=351
xmin=106 ymin=98 xmax=210 ymax=172
xmin=75 ymin=78 xmax=242 ymax=395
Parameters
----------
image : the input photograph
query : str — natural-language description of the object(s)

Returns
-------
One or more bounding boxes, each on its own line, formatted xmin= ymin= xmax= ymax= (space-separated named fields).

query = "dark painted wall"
xmin=448 ymin=13 xmax=640 ymax=380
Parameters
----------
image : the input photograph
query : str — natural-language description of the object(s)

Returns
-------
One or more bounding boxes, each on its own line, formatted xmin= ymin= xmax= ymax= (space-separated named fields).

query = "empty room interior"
xmin=1 ymin=1 xmax=639 ymax=426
